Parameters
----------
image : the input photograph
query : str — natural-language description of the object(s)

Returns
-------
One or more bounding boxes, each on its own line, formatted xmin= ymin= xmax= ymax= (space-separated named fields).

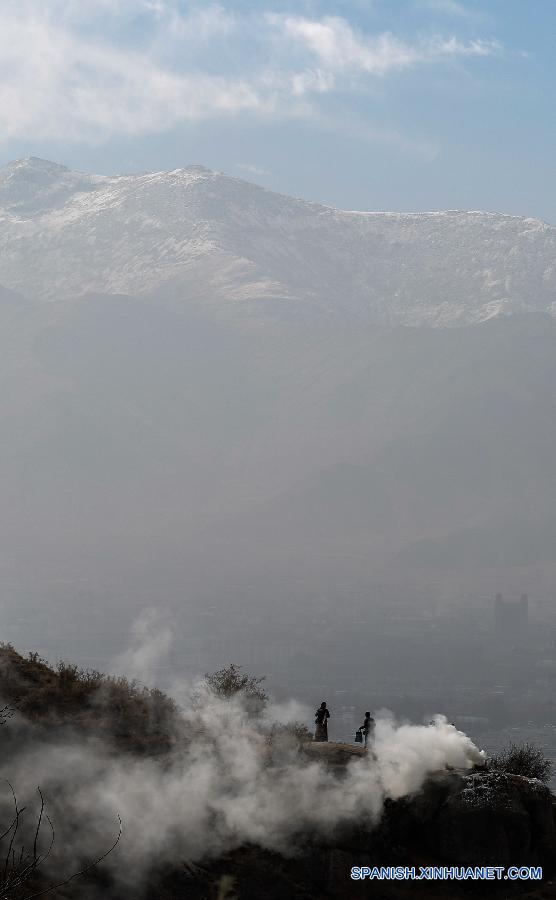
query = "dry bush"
xmin=204 ymin=664 xmax=268 ymax=717
xmin=489 ymin=741 xmax=552 ymax=783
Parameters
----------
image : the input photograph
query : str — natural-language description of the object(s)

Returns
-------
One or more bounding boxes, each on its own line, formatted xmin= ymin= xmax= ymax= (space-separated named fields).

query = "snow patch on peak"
xmin=2 ymin=157 xmax=70 ymax=174
xmin=0 ymin=157 xmax=102 ymax=216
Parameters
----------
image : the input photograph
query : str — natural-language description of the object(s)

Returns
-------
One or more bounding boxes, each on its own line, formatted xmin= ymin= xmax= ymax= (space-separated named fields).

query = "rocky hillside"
xmin=0 ymin=643 xmax=179 ymax=755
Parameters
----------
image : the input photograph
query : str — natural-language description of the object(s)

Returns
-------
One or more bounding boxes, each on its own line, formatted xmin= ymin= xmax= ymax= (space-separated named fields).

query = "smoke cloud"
xmin=1 ymin=696 xmax=485 ymax=893
xmin=111 ymin=606 xmax=174 ymax=685
xmin=0 ymin=615 xmax=485 ymax=894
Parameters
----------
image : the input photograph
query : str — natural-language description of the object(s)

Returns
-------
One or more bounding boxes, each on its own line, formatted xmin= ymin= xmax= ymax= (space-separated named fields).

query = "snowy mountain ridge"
xmin=0 ymin=156 xmax=554 ymax=327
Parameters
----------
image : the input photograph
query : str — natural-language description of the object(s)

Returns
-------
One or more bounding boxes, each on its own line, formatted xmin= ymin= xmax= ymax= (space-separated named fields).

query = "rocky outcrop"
xmin=299 ymin=742 xmax=556 ymax=870
xmin=423 ymin=771 xmax=556 ymax=868
xmin=301 ymin=769 xmax=556 ymax=897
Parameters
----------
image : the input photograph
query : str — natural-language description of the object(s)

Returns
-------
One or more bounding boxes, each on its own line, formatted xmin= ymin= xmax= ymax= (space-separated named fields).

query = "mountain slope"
xmin=0 ymin=157 xmax=554 ymax=327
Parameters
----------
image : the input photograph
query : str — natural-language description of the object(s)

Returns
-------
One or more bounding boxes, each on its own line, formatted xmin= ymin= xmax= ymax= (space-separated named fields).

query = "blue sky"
xmin=0 ymin=0 xmax=554 ymax=221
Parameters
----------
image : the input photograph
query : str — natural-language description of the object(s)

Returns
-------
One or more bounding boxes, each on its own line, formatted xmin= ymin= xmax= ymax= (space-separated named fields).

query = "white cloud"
xmin=271 ymin=14 xmax=500 ymax=75
xmin=289 ymin=68 xmax=336 ymax=96
xmin=0 ymin=9 xmax=263 ymax=143
xmin=0 ymin=3 xmax=501 ymax=145
xmin=434 ymin=35 xmax=500 ymax=57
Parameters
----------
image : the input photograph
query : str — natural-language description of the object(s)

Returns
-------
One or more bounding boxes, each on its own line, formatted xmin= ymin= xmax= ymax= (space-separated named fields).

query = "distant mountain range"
xmin=0 ymin=158 xmax=554 ymax=646
xmin=0 ymin=157 xmax=555 ymax=327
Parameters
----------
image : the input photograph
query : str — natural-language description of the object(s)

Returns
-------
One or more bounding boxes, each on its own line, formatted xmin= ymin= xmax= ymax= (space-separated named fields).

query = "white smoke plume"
xmin=0 ymin=613 xmax=486 ymax=894
xmin=110 ymin=606 xmax=173 ymax=685
xmin=1 ymin=700 xmax=485 ymax=889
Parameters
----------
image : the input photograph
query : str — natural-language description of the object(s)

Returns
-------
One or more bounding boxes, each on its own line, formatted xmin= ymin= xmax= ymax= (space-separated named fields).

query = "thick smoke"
xmin=1 ymin=702 xmax=485 ymax=891
xmin=0 ymin=616 xmax=486 ymax=894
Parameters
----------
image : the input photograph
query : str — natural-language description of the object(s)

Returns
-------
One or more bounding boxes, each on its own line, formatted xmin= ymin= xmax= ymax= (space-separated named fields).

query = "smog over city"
xmin=0 ymin=2 xmax=555 ymax=898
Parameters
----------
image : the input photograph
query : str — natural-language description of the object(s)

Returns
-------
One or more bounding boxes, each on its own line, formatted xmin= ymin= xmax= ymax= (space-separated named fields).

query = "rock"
xmin=300 ymin=740 xmax=367 ymax=770
xmin=292 ymin=749 xmax=556 ymax=872
xmin=423 ymin=772 xmax=556 ymax=867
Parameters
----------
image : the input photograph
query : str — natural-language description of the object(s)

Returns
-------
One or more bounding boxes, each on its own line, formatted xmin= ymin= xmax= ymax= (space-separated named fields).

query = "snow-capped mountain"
xmin=0 ymin=157 xmax=554 ymax=326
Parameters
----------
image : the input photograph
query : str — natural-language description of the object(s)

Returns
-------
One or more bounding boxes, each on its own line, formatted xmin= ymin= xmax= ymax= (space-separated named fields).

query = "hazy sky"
xmin=0 ymin=0 xmax=554 ymax=221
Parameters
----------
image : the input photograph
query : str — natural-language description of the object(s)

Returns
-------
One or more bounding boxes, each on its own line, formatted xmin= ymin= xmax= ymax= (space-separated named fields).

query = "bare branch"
xmin=21 ymin=815 xmax=123 ymax=900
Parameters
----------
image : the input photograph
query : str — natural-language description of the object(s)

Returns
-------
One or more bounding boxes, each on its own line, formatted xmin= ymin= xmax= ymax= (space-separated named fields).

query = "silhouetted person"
xmin=314 ymin=701 xmax=330 ymax=742
xmin=360 ymin=712 xmax=375 ymax=748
